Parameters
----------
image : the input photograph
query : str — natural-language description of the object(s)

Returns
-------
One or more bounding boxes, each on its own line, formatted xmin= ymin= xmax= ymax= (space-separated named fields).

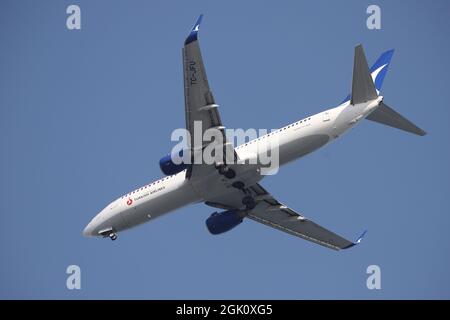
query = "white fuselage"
xmin=83 ymin=97 xmax=382 ymax=237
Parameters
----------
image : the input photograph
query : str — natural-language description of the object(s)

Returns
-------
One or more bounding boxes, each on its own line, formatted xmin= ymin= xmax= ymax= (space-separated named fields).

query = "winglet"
xmin=355 ymin=229 xmax=367 ymax=244
xmin=185 ymin=14 xmax=203 ymax=45
xmin=343 ymin=230 xmax=367 ymax=249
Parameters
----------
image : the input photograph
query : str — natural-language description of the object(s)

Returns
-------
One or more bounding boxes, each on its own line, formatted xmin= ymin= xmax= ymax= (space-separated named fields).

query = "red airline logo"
xmin=126 ymin=198 xmax=133 ymax=206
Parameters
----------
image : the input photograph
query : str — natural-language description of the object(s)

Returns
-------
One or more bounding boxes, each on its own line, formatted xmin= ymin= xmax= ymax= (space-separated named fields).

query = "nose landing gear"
xmin=109 ymin=232 xmax=117 ymax=241
xmin=99 ymin=228 xmax=118 ymax=241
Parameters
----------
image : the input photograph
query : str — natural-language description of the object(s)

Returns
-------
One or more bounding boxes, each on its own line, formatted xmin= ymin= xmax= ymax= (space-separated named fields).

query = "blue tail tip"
xmin=371 ymin=49 xmax=395 ymax=71
xmin=185 ymin=14 xmax=204 ymax=45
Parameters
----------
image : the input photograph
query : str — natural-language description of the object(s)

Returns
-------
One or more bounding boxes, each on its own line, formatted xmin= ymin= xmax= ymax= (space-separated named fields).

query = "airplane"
xmin=83 ymin=15 xmax=426 ymax=250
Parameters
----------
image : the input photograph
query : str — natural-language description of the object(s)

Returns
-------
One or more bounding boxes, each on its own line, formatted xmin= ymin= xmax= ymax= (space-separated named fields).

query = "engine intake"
xmin=206 ymin=210 xmax=243 ymax=235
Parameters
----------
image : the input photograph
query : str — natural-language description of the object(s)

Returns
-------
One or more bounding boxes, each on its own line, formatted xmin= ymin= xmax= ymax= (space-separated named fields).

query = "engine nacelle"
xmin=159 ymin=150 xmax=189 ymax=176
xmin=206 ymin=210 xmax=243 ymax=235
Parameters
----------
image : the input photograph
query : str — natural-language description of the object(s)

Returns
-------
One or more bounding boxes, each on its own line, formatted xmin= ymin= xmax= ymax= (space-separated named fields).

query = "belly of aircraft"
xmin=278 ymin=134 xmax=330 ymax=166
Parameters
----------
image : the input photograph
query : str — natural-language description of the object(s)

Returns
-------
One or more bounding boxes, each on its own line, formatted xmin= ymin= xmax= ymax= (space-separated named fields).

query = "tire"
xmin=242 ymin=196 xmax=256 ymax=210
xmin=224 ymin=169 xmax=236 ymax=179
xmin=232 ymin=181 xmax=245 ymax=189
xmin=218 ymin=165 xmax=228 ymax=175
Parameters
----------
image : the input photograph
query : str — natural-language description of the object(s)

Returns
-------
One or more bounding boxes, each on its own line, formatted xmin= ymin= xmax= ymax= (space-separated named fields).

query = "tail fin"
xmin=351 ymin=44 xmax=378 ymax=105
xmin=342 ymin=48 xmax=394 ymax=103
xmin=366 ymin=102 xmax=426 ymax=136
xmin=344 ymin=46 xmax=426 ymax=136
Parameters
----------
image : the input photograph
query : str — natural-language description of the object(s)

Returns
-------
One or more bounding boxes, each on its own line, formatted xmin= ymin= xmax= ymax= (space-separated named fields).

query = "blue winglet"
xmin=185 ymin=14 xmax=203 ymax=45
xmin=355 ymin=229 xmax=367 ymax=244
xmin=343 ymin=230 xmax=367 ymax=249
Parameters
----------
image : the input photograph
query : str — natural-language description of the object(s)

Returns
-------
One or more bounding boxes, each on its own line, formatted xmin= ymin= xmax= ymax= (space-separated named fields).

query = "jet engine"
xmin=206 ymin=210 xmax=243 ymax=235
xmin=159 ymin=150 xmax=189 ymax=176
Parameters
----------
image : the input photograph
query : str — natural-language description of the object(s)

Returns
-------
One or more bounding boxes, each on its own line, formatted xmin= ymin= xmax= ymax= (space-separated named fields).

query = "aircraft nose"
xmin=83 ymin=222 xmax=95 ymax=237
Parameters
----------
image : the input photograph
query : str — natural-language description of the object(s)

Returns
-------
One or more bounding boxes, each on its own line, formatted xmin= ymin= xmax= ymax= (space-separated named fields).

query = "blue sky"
xmin=1 ymin=0 xmax=449 ymax=299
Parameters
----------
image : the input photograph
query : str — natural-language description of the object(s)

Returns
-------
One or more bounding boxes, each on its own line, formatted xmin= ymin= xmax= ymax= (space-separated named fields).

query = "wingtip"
xmin=196 ymin=14 xmax=204 ymax=25
xmin=343 ymin=229 xmax=367 ymax=249
xmin=185 ymin=14 xmax=204 ymax=45
xmin=417 ymin=128 xmax=427 ymax=136
xmin=355 ymin=229 xmax=367 ymax=244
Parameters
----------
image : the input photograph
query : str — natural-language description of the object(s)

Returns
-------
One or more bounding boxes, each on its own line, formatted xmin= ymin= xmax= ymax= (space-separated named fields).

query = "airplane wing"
xmin=205 ymin=183 xmax=366 ymax=251
xmin=182 ymin=15 xmax=236 ymax=179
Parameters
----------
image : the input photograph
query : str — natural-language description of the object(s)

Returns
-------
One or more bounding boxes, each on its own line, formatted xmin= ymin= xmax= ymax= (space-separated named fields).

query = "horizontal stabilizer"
xmin=366 ymin=102 xmax=426 ymax=136
xmin=351 ymin=45 xmax=378 ymax=105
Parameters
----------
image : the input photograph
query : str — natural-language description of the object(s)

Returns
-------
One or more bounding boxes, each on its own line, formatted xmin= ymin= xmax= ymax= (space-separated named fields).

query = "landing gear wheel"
xmin=224 ymin=169 xmax=236 ymax=179
xmin=109 ymin=233 xmax=117 ymax=241
xmin=232 ymin=181 xmax=245 ymax=190
xmin=216 ymin=164 xmax=236 ymax=179
xmin=242 ymin=196 xmax=256 ymax=210
xmin=216 ymin=164 xmax=228 ymax=175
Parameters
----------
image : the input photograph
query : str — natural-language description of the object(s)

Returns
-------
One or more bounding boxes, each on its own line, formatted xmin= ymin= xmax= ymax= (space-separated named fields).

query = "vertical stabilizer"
xmin=351 ymin=45 xmax=378 ymax=105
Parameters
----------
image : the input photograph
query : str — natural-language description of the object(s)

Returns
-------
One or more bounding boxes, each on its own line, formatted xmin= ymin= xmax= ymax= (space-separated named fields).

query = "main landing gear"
xmin=233 ymin=181 xmax=256 ymax=209
xmin=242 ymin=195 xmax=256 ymax=210
xmin=215 ymin=164 xmax=236 ymax=179
xmin=232 ymin=181 xmax=245 ymax=189
xmin=215 ymin=163 xmax=256 ymax=210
